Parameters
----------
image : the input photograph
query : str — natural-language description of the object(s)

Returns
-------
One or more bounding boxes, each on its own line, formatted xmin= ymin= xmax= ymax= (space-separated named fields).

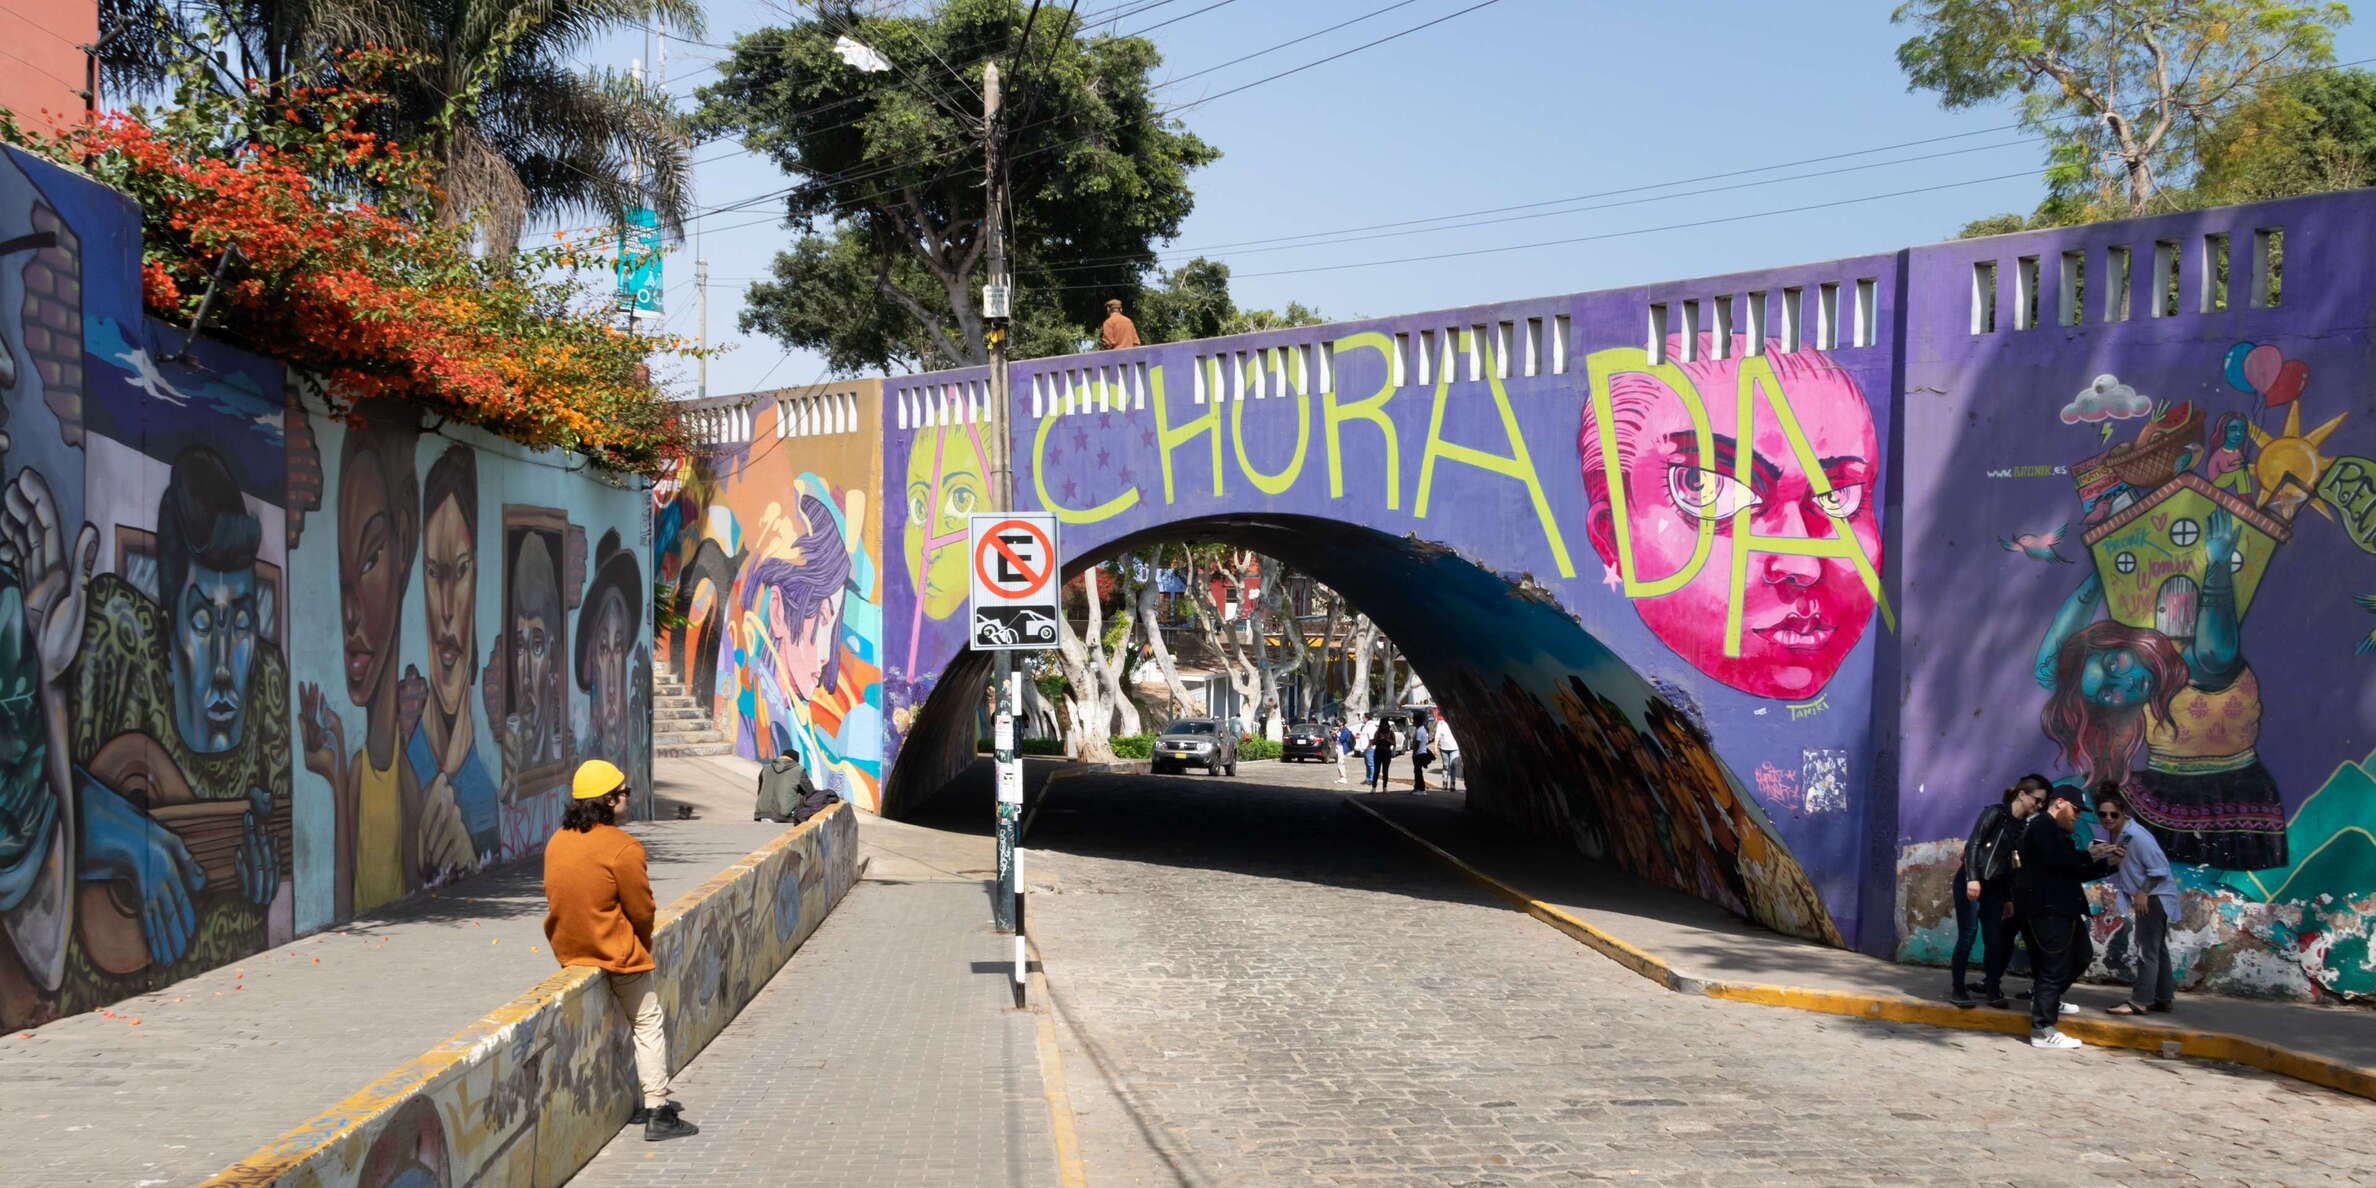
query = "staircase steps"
xmin=651 ymin=664 xmax=734 ymax=757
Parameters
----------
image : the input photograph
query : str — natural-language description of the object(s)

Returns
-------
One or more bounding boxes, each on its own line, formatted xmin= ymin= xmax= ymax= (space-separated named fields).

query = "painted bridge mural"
xmin=666 ymin=185 xmax=2376 ymax=1004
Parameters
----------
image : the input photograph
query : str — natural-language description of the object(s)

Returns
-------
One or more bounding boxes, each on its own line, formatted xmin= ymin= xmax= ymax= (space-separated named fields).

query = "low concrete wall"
xmin=201 ymin=804 xmax=862 ymax=1187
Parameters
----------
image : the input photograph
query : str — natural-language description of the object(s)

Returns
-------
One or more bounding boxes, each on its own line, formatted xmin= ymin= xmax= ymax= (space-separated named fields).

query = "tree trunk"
xmin=1136 ymin=549 xmax=1197 ymax=721
xmin=1345 ymin=615 xmax=1378 ymax=719
xmin=1052 ymin=572 xmax=1115 ymax=761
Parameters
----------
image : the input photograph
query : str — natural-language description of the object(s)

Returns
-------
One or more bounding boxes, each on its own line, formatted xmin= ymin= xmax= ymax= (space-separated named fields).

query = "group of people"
xmin=1329 ymin=710 xmax=1463 ymax=794
xmin=1949 ymin=774 xmax=2181 ymax=1050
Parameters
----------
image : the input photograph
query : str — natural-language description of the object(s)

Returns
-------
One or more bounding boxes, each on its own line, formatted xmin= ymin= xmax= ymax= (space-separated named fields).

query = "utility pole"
xmin=983 ymin=60 xmax=1021 ymax=937
xmin=696 ymin=255 xmax=709 ymax=399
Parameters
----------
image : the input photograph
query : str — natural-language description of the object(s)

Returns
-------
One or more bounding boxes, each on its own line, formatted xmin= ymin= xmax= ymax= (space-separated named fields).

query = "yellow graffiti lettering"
xmin=1152 ymin=361 xmax=1223 ymax=503
xmin=1719 ymin=358 xmax=1894 ymax=656
xmin=1033 ymin=401 xmax=1141 ymax=524
xmin=1324 ymin=331 xmax=1400 ymax=509
xmin=1230 ymin=353 xmax=1311 ymax=496
xmin=1584 ymin=346 xmax=1714 ymax=598
xmin=1414 ymin=330 xmax=1575 ymax=578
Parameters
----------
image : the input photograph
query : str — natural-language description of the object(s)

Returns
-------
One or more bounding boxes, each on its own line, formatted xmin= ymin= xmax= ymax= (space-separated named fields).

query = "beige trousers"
xmin=605 ymin=969 xmax=672 ymax=1108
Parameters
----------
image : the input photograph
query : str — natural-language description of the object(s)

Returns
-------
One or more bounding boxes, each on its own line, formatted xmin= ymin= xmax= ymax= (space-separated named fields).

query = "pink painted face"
xmin=1581 ymin=341 xmax=1883 ymax=699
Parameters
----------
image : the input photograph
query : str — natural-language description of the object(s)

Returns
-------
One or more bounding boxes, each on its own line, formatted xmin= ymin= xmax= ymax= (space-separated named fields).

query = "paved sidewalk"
xmin=1353 ymin=788 xmax=2376 ymax=1082
xmin=0 ymin=757 xmax=791 ymax=1188
xmin=571 ymin=765 xmax=1066 ymax=1188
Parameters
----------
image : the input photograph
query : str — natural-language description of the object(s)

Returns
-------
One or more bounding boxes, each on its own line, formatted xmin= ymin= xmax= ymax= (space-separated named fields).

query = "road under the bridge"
xmin=1020 ymin=760 xmax=2374 ymax=1184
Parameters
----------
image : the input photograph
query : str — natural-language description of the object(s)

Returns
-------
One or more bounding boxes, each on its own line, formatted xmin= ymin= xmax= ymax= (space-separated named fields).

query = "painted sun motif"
xmin=2246 ymin=401 xmax=2350 ymax=521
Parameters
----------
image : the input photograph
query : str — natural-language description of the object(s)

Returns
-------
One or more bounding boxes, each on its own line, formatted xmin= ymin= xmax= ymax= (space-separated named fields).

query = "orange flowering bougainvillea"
xmin=8 ymin=50 xmax=696 ymax=476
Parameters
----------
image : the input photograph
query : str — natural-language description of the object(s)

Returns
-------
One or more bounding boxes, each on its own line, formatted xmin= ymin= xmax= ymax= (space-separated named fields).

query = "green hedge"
xmin=1238 ymin=736 xmax=1281 ymax=761
xmin=1110 ymin=733 xmax=1154 ymax=759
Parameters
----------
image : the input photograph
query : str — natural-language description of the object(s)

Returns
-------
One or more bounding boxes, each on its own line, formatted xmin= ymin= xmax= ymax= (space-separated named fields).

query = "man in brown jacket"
xmin=1099 ymin=298 xmax=1140 ymax=350
xmin=545 ymin=760 xmax=698 ymax=1141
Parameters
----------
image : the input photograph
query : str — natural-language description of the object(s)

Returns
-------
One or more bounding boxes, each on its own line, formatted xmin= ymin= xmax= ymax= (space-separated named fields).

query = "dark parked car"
xmin=1151 ymin=718 xmax=1238 ymax=776
xmin=1281 ymin=721 xmax=1335 ymax=762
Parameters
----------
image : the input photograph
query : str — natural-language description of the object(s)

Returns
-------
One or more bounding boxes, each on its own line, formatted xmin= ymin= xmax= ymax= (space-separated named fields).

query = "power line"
xmin=1035 ymin=137 xmax=2038 ymax=275
xmin=1040 ymin=169 xmax=2043 ymax=289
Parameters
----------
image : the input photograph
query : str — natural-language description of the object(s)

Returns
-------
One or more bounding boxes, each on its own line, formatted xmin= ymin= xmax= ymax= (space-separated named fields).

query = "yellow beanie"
xmin=571 ymin=759 xmax=627 ymax=800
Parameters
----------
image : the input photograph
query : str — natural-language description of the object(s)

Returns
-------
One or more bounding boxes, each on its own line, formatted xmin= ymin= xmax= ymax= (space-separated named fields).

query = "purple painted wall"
xmin=867 ymin=188 xmax=2376 ymax=994
xmin=1897 ymin=193 xmax=2376 ymax=1000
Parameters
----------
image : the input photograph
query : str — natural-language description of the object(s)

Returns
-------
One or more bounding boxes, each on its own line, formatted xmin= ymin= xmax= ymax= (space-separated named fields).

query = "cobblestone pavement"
xmin=571 ymin=878 xmax=1058 ymax=1188
xmin=1026 ymin=764 xmax=2376 ymax=1187
xmin=0 ymin=761 xmax=788 ymax=1188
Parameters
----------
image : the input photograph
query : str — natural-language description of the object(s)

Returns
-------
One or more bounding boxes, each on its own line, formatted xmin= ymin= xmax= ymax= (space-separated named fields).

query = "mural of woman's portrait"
xmin=575 ymin=527 xmax=643 ymax=771
xmin=900 ymin=422 xmax=987 ymax=622
xmin=498 ymin=507 xmax=569 ymax=790
xmin=737 ymin=493 xmax=852 ymax=760
xmin=298 ymin=401 xmax=421 ymax=919
xmin=1578 ymin=339 xmax=1884 ymax=701
xmin=404 ymin=444 xmax=497 ymax=873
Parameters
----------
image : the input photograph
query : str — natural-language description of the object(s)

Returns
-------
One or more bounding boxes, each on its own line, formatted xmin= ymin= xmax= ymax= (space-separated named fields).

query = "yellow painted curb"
xmin=199 ymin=804 xmax=853 ymax=1187
xmin=1344 ymin=795 xmax=2376 ymax=1106
xmin=1026 ymin=939 xmax=1090 ymax=1188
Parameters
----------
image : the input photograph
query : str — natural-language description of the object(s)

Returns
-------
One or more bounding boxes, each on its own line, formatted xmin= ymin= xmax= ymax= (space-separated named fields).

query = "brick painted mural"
xmin=0 ymin=145 xmax=651 ymax=1028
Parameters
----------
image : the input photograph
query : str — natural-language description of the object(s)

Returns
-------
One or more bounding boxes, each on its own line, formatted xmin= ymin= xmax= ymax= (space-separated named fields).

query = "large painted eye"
xmin=942 ymin=485 xmax=978 ymax=519
xmin=191 ymin=605 xmax=214 ymax=633
xmin=1813 ymin=483 xmax=1866 ymax=519
xmin=1665 ymin=466 xmax=1761 ymax=520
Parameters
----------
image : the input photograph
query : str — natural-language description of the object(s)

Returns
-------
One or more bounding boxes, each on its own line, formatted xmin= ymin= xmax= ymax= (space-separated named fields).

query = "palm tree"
xmin=99 ymin=0 xmax=699 ymax=253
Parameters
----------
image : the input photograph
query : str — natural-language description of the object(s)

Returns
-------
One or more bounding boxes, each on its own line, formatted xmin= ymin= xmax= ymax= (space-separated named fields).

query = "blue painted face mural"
xmin=159 ymin=446 xmax=268 ymax=754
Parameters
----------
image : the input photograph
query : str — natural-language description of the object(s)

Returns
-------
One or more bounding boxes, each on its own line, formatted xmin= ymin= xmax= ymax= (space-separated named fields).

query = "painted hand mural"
xmin=1578 ymin=338 xmax=1887 ymax=701
xmin=2039 ymin=400 xmax=2291 ymax=870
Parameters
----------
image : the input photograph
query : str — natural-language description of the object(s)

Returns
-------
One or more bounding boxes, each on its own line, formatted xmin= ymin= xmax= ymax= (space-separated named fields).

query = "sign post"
xmin=969 ymin=513 xmax=1058 ymax=940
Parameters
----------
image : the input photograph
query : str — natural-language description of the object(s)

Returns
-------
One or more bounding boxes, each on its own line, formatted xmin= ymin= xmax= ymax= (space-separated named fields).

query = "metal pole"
xmin=696 ymin=256 xmax=709 ymax=399
xmin=984 ymin=62 xmax=1021 ymax=936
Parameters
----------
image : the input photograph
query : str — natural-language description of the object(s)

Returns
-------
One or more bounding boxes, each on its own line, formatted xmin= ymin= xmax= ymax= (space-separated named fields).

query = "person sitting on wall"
xmin=1099 ymin=298 xmax=1140 ymax=350
xmin=544 ymin=760 xmax=698 ymax=1142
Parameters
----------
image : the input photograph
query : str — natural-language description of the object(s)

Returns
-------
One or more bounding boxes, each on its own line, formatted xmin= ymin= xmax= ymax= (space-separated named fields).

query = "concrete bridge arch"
xmin=878 ymin=264 xmax=1905 ymax=953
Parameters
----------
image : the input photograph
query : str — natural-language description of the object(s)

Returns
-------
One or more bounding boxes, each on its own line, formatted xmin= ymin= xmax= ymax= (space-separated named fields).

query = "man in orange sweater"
xmin=545 ymin=760 xmax=698 ymax=1141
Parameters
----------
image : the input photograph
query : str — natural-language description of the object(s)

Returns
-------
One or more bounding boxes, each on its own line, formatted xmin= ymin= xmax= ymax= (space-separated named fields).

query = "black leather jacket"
xmin=1958 ymin=803 xmax=2019 ymax=888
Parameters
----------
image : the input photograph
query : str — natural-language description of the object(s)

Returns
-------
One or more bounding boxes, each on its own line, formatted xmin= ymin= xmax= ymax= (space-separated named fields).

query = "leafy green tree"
xmin=1128 ymin=257 xmax=1324 ymax=345
xmin=1895 ymin=1 xmax=2346 ymax=218
xmin=695 ymin=0 xmax=1218 ymax=374
xmin=97 ymin=0 xmax=698 ymax=252
xmin=2196 ymin=66 xmax=2376 ymax=201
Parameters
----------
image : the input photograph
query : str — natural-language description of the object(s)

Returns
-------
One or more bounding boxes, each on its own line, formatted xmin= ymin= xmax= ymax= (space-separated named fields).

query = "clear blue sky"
xmin=584 ymin=1 xmax=2376 ymax=398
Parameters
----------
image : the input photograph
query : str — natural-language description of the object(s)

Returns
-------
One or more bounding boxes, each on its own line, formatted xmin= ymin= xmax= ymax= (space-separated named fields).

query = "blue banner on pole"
xmin=616 ymin=206 xmax=662 ymax=319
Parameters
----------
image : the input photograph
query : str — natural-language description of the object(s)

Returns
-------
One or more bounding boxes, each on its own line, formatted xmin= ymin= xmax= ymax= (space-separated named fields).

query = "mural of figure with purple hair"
xmin=730 ymin=482 xmax=882 ymax=807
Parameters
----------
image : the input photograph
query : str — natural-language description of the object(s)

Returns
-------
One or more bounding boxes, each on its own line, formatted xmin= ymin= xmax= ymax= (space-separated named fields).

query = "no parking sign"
xmin=967 ymin=513 xmax=1060 ymax=651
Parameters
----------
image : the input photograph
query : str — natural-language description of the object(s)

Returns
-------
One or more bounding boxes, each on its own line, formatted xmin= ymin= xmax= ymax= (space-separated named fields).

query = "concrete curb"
xmin=1343 ymin=795 xmax=2376 ymax=1105
xmin=200 ymin=803 xmax=864 ymax=1187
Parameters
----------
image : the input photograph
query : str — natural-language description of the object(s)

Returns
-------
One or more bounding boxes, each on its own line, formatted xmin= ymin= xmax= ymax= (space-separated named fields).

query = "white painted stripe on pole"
xmin=1014 ymin=935 xmax=1027 ymax=984
xmin=1015 ymin=846 xmax=1026 ymax=889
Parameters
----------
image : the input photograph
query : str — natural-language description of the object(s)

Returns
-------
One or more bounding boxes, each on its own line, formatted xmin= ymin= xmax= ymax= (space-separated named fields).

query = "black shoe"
xmin=1950 ymin=990 xmax=1975 ymax=1009
xmin=1987 ymin=996 xmax=2011 ymax=1010
xmin=644 ymin=1102 xmax=698 ymax=1142
xmin=2015 ymin=989 xmax=2033 ymax=1000
xmin=2148 ymin=1000 xmax=2174 ymax=1013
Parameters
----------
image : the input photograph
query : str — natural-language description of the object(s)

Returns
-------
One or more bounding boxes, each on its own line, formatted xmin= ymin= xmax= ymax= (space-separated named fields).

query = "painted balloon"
xmin=2264 ymin=358 xmax=2310 ymax=406
xmin=2223 ymin=342 xmax=2258 ymax=394
xmin=2243 ymin=343 xmax=2284 ymax=394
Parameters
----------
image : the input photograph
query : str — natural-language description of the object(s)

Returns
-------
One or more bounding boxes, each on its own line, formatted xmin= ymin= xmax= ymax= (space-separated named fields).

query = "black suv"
xmin=1281 ymin=721 xmax=1335 ymax=762
xmin=1151 ymin=718 xmax=1238 ymax=776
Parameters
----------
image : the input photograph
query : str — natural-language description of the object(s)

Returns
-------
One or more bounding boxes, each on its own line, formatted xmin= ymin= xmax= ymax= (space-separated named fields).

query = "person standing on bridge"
xmin=1370 ymin=718 xmax=1400 ymax=792
xmin=1334 ymin=718 xmax=1355 ymax=784
xmin=1408 ymin=717 xmax=1433 ymax=794
xmin=1354 ymin=713 xmax=1379 ymax=787
xmin=545 ymin=760 xmax=700 ymax=1141
xmin=1099 ymin=298 xmax=1140 ymax=350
